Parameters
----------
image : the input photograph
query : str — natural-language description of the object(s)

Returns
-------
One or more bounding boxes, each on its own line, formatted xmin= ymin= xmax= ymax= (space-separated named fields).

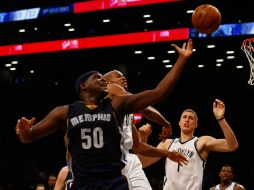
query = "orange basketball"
xmin=191 ymin=4 xmax=221 ymax=34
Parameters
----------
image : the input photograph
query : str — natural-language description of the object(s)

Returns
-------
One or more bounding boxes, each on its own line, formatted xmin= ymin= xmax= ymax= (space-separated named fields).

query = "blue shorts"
xmin=72 ymin=175 xmax=129 ymax=190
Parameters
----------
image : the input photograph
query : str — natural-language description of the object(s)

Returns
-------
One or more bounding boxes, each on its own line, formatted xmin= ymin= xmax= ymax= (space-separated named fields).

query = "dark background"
xmin=0 ymin=0 xmax=253 ymax=189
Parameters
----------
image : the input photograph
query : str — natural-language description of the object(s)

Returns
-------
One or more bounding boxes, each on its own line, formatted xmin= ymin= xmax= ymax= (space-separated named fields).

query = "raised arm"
xmin=202 ymin=99 xmax=239 ymax=153
xmin=107 ymin=80 xmax=172 ymax=139
xmin=112 ymin=39 xmax=193 ymax=114
xmin=108 ymin=82 xmax=171 ymax=128
xmin=15 ymin=105 xmax=68 ymax=143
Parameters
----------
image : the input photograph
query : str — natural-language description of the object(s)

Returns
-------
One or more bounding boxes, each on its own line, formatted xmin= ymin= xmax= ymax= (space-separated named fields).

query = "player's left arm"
xmin=203 ymin=99 xmax=239 ymax=152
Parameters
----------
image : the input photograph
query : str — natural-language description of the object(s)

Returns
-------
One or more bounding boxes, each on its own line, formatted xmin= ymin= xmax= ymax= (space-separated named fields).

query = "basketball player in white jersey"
xmin=210 ymin=164 xmax=245 ymax=190
xmin=104 ymin=70 xmax=174 ymax=190
xmin=138 ymin=99 xmax=239 ymax=190
xmin=54 ymin=165 xmax=73 ymax=190
xmin=54 ymin=134 xmax=73 ymax=190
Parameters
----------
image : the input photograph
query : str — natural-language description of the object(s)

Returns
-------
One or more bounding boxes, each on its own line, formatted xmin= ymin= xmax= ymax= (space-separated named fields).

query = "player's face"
xmin=85 ymin=73 xmax=108 ymax=95
xmin=48 ymin=176 xmax=56 ymax=187
xmin=179 ymin=111 xmax=197 ymax=133
xmin=109 ymin=71 xmax=128 ymax=90
xmin=219 ymin=166 xmax=234 ymax=182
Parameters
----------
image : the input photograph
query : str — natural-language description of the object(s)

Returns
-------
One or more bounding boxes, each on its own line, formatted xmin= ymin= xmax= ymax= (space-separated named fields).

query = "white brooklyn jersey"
xmin=121 ymin=114 xmax=152 ymax=190
xmin=163 ymin=137 xmax=206 ymax=190
xmin=215 ymin=182 xmax=236 ymax=190
xmin=122 ymin=114 xmax=134 ymax=154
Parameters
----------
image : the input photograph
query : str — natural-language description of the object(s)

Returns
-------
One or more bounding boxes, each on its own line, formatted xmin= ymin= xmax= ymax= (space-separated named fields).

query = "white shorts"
xmin=122 ymin=153 xmax=152 ymax=190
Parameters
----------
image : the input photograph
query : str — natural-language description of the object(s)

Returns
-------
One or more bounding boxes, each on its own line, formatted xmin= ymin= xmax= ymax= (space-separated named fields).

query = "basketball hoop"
xmin=241 ymin=38 xmax=254 ymax=85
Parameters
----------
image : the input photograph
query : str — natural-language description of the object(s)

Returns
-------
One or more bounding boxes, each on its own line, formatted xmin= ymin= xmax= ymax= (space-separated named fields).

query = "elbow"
xmin=132 ymin=146 xmax=140 ymax=154
xmin=19 ymin=137 xmax=33 ymax=144
xmin=18 ymin=133 xmax=35 ymax=144
xmin=132 ymin=142 xmax=143 ymax=154
xmin=156 ymin=91 xmax=168 ymax=102
xmin=228 ymin=142 xmax=239 ymax=152
xmin=152 ymin=91 xmax=168 ymax=104
xmin=232 ymin=143 xmax=239 ymax=151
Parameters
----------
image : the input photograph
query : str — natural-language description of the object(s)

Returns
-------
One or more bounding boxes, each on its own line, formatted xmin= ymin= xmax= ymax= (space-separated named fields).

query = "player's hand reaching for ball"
xmin=171 ymin=39 xmax=193 ymax=60
xmin=213 ymin=99 xmax=225 ymax=120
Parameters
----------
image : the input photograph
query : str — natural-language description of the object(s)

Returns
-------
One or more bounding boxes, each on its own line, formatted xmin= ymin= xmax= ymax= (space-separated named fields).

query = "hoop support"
xmin=241 ymin=38 xmax=254 ymax=85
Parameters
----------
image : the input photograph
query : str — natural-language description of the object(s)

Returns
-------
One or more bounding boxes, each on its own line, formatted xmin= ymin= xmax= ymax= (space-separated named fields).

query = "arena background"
xmin=0 ymin=0 xmax=253 ymax=189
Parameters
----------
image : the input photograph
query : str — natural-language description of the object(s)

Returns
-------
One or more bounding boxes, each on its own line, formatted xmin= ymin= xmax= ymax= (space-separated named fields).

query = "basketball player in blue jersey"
xmin=15 ymin=39 xmax=193 ymax=190
xmin=138 ymin=99 xmax=239 ymax=190
xmin=104 ymin=70 xmax=172 ymax=190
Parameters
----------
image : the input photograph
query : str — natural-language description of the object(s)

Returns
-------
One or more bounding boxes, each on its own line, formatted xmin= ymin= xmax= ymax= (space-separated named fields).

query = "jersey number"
xmin=81 ymin=127 xmax=104 ymax=149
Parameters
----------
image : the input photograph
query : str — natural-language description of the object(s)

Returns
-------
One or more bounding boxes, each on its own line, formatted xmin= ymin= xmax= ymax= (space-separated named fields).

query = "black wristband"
xmin=216 ymin=117 xmax=224 ymax=121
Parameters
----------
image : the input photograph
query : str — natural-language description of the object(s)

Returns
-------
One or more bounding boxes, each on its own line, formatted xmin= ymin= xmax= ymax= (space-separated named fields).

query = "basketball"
xmin=191 ymin=4 xmax=221 ymax=34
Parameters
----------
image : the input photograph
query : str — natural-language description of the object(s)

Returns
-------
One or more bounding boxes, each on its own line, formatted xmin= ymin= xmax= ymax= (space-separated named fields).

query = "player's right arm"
xmin=111 ymin=39 xmax=193 ymax=114
xmin=107 ymin=76 xmax=173 ymax=140
xmin=137 ymin=124 xmax=174 ymax=168
xmin=15 ymin=105 xmax=68 ymax=143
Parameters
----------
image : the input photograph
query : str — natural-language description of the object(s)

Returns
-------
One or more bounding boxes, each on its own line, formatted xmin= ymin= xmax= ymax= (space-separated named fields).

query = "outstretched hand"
xmin=167 ymin=151 xmax=188 ymax=166
xmin=171 ymin=39 xmax=193 ymax=59
xmin=16 ymin=117 xmax=36 ymax=135
xmin=213 ymin=99 xmax=225 ymax=120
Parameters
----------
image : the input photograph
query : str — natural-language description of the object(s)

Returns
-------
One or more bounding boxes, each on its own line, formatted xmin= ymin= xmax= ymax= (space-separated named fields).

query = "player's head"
xmin=35 ymin=183 xmax=45 ymax=190
xmin=219 ymin=164 xmax=234 ymax=183
xmin=75 ymin=71 xmax=108 ymax=96
xmin=47 ymin=174 xmax=57 ymax=188
xmin=75 ymin=71 xmax=99 ymax=94
xmin=103 ymin=70 xmax=128 ymax=90
xmin=179 ymin=109 xmax=198 ymax=133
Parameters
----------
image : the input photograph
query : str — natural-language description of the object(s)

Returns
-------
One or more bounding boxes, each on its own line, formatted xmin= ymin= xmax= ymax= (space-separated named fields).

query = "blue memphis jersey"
xmin=67 ymin=99 xmax=125 ymax=184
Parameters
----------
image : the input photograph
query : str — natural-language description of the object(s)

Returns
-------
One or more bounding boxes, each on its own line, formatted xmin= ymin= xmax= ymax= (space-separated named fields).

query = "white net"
xmin=241 ymin=38 xmax=254 ymax=85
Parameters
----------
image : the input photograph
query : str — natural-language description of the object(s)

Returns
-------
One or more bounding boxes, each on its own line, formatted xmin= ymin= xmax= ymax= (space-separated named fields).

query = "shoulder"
xmin=198 ymin=135 xmax=214 ymax=140
xmin=197 ymin=135 xmax=215 ymax=144
xmin=51 ymin=105 xmax=69 ymax=118
xmin=209 ymin=187 xmax=215 ymax=190
xmin=235 ymin=183 xmax=246 ymax=190
xmin=107 ymin=83 xmax=127 ymax=96
xmin=195 ymin=136 xmax=215 ymax=158
xmin=158 ymin=139 xmax=173 ymax=150
xmin=58 ymin=166 xmax=69 ymax=179
xmin=52 ymin=104 xmax=69 ymax=112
